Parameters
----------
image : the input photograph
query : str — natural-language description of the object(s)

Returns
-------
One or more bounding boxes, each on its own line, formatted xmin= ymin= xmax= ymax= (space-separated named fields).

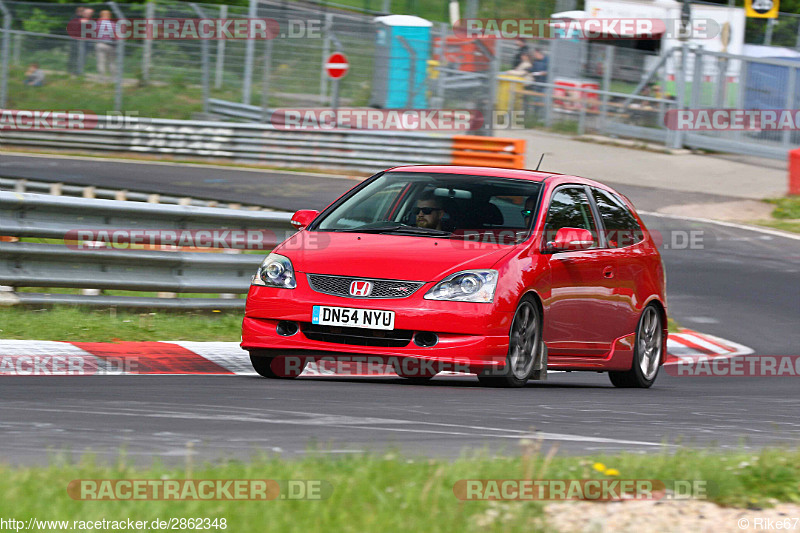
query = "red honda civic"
xmin=242 ymin=165 xmax=667 ymax=388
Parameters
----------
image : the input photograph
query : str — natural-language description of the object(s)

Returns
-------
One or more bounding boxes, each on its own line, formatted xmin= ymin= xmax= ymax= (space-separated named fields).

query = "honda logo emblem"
xmin=349 ymin=280 xmax=372 ymax=297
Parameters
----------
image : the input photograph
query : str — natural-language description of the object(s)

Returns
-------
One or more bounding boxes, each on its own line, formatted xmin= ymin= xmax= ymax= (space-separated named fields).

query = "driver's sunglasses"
xmin=521 ymin=209 xmax=534 ymax=217
xmin=414 ymin=207 xmax=442 ymax=215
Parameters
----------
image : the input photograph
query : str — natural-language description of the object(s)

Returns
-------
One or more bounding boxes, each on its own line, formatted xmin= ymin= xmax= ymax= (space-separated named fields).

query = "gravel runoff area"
xmin=544 ymin=500 xmax=800 ymax=532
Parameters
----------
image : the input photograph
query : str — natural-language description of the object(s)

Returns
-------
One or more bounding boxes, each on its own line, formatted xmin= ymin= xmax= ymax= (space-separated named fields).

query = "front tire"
xmin=250 ymin=353 xmax=307 ymax=379
xmin=478 ymin=296 xmax=544 ymax=388
xmin=609 ymin=304 xmax=663 ymax=388
xmin=394 ymin=358 xmax=437 ymax=384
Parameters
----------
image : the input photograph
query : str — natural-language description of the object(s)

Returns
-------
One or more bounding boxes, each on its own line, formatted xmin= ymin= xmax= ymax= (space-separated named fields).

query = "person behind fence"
xmin=506 ymin=52 xmax=532 ymax=77
xmin=23 ymin=63 xmax=45 ymax=87
xmin=530 ymin=49 xmax=549 ymax=86
xmin=512 ymin=38 xmax=530 ymax=70
xmin=95 ymin=10 xmax=117 ymax=83
xmin=68 ymin=7 xmax=86 ymax=75
xmin=526 ymin=49 xmax=549 ymax=119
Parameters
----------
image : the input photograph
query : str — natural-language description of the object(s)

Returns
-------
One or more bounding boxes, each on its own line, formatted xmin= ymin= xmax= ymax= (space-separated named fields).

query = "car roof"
xmin=385 ymin=165 xmax=615 ymax=192
xmin=386 ymin=165 xmax=556 ymax=182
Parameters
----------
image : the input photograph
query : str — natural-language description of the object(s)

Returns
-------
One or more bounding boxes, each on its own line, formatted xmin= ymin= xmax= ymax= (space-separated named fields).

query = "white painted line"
xmin=639 ymin=210 xmax=800 ymax=241
xmin=0 ymin=340 xmax=93 ymax=356
xmin=693 ymin=332 xmax=755 ymax=357
xmin=170 ymin=341 xmax=255 ymax=375
xmin=0 ymin=404 xmax=666 ymax=448
xmin=667 ymin=340 xmax=707 ymax=358
xmin=677 ymin=333 xmax=730 ymax=355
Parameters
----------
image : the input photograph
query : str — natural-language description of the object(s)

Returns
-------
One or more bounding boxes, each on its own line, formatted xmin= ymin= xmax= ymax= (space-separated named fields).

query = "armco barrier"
xmin=0 ymin=116 xmax=526 ymax=171
xmin=0 ymin=116 xmax=452 ymax=170
xmin=451 ymin=135 xmax=526 ymax=169
xmin=0 ymin=191 xmax=295 ymax=308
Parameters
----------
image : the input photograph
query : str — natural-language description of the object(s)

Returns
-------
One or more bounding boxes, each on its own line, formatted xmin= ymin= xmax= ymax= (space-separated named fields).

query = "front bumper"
xmin=241 ymin=279 xmax=514 ymax=368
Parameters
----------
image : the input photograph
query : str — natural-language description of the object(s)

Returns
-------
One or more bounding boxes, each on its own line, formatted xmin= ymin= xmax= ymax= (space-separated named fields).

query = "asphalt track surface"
xmin=1 ymin=154 xmax=799 ymax=465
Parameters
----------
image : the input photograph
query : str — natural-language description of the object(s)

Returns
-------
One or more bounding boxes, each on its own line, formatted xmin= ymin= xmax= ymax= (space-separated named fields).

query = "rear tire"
xmin=478 ymin=296 xmax=543 ymax=388
xmin=608 ymin=304 xmax=663 ymax=388
xmin=250 ymin=353 xmax=307 ymax=379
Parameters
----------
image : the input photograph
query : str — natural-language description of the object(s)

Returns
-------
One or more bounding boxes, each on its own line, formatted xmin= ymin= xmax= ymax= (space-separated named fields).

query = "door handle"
xmin=603 ymin=266 xmax=614 ymax=279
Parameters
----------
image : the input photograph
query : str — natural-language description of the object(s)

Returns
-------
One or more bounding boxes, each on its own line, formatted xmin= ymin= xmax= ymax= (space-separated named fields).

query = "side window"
xmin=489 ymin=196 xmax=527 ymax=227
xmin=337 ymin=182 xmax=406 ymax=226
xmin=544 ymin=187 xmax=598 ymax=248
xmin=591 ymin=189 xmax=644 ymax=248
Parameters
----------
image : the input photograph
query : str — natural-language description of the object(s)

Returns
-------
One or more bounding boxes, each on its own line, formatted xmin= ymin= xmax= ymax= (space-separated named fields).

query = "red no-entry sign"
xmin=325 ymin=53 xmax=350 ymax=79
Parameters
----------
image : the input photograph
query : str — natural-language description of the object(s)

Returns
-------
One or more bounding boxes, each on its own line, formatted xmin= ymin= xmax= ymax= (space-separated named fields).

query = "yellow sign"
xmin=746 ymin=0 xmax=779 ymax=18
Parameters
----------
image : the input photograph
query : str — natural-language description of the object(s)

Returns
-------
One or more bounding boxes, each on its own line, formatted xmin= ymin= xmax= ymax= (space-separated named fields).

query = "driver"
xmin=414 ymin=193 xmax=445 ymax=230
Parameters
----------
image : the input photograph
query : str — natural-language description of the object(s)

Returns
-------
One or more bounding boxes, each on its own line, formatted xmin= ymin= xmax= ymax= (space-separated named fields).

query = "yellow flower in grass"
xmin=592 ymin=462 xmax=606 ymax=473
xmin=604 ymin=468 xmax=620 ymax=476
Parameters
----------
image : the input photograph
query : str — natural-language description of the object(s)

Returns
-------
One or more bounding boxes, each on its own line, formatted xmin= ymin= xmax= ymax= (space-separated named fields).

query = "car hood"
xmin=276 ymin=231 xmax=520 ymax=281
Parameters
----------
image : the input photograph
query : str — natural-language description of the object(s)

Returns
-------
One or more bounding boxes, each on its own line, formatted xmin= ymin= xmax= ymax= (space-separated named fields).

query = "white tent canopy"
xmin=741 ymin=44 xmax=800 ymax=58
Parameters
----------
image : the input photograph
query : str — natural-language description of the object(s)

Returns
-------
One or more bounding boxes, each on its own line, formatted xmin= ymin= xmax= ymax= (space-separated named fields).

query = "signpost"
xmin=325 ymin=52 xmax=349 ymax=112
xmin=746 ymin=0 xmax=779 ymax=18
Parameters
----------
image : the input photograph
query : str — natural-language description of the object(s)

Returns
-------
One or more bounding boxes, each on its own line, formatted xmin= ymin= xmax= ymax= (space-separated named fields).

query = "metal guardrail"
xmin=208 ymin=99 xmax=266 ymax=122
xmin=0 ymin=116 xmax=454 ymax=171
xmin=0 ymin=177 xmax=271 ymax=210
xmin=0 ymin=191 xmax=295 ymax=308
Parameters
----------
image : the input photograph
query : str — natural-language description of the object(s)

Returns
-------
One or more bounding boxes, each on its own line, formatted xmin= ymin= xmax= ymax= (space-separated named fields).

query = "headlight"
xmin=251 ymin=253 xmax=296 ymax=289
xmin=423 ymin=269 xmax=498 ymax=303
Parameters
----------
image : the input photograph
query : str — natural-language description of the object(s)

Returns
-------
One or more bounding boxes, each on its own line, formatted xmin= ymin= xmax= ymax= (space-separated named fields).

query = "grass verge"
xmin=749 ymin=219 xmax=800 ymax=234
xmin=7 ymin=67 xmax=231 ymax=120
xmin=0 ymin=306 xmax=243 ymax=342
xmin=0 ymin=447 xmax=798 ymax=532
xmin=766 ymin=196 xmax=800 ymax=219
xmin=751 ymin=196 xmax=800 ymax=234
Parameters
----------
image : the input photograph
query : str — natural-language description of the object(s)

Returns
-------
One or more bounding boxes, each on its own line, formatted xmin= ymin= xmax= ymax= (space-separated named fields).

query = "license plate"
xmin=311 ymin=306 xmax=395 ymax=330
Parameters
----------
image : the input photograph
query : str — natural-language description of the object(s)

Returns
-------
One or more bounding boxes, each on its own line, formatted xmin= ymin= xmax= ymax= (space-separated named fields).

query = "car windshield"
xmin=313 ymin=172 xmax=543 ymax=243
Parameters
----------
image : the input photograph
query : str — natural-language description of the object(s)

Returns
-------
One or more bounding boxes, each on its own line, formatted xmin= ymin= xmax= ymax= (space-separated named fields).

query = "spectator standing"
xmin=512 ymin=38 xmax=530 ymax=70
xmin=95 ymin=10 xmax=117 ymax=83
xmin=531 ymin=49 xmax=549 ymax=85
xmin=67 ymin=7 xmax=85 ymax=75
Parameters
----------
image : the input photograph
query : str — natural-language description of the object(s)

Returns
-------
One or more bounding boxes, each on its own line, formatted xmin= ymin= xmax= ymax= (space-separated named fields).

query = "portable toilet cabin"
xmin=370 ymin=15 xmax=432 ymax=109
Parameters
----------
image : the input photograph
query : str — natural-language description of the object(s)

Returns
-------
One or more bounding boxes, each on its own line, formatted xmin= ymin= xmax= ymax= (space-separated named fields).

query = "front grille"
xmin=306 ymin=274 xmax=424 ymax=299
xmin=301 ymin=323 xmax=413 ymax=347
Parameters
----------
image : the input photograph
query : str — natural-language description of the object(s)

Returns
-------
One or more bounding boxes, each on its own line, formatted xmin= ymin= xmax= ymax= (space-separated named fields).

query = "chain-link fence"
xmin=0 ymin=0 xmax=500 ymax=121
xmin=1 ymin=0 xmax=799 ymax=161
xmin=497 ymin=40 xmax=798 ymax=160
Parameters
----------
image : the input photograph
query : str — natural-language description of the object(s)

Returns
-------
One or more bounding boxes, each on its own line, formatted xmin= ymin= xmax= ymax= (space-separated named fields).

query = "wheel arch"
xmin=518 ymin=289 xmax=545 ymax=319
xmin=642 ymin=296 xmax=668 ymax=365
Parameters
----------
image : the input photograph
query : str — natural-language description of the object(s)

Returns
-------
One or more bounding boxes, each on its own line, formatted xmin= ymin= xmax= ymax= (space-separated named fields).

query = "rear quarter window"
xmin=591 ymin=188 xmax=644 ymax=248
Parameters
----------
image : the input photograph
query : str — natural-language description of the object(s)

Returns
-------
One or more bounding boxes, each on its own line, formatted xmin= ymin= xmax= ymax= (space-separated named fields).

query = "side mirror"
xmin=290 ymin=209 xmax=320 ymax=230
xmin=545 ymin=227 xmax=595 ymax=253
